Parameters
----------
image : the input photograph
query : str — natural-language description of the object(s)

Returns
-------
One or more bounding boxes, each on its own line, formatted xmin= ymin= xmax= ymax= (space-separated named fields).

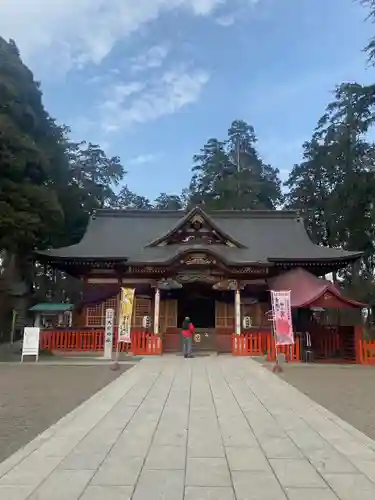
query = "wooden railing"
xmin=232 ymin=332 xmax=263 ymax=356
xmin=266 ymin=335 xmax=301 ymax=362
xmin=358 ymin=339 xmax=375 ymax=365
xmin=40 ymin=329 xmax=162 ymax=355
xmin=311 ymin=326 xmax=341 ymax=359
xmin=232 ymin=333 xmax=301 ymax=362
xmin=131 ymin=331 xmax=162 ymax=355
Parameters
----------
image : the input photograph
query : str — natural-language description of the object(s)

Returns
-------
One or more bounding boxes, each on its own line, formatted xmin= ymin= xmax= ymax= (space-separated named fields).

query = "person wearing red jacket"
xmin=181 ymin=316 xmax=194 ymax=358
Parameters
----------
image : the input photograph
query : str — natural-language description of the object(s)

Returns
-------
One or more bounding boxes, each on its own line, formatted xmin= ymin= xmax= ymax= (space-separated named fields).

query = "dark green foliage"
xmin=285 ymin=25 xmax=375 ymax=307
xmin=189 ymin=120 xmax=283 ymax=210
xmin=114 ymin=186 xmax=152 ymax=209
xmin=0 ymin=37 xmax=129 ymax=330
xmin=0 ymin=37 xmax=66 ymax=254
xmin=153 ymin=193 xmax=184 ymax=210
xmin=359 ymin=0 xmax=375 ymax=62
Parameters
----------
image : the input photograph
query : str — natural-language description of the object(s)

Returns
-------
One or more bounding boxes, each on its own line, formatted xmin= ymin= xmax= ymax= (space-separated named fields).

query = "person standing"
xmin=181 ymin=316 xmax=194 ymax=358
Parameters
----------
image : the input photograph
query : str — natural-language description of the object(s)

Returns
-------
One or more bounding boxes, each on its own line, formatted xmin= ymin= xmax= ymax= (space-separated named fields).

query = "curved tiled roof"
xmin=36 ymin=207 xmax=362 ymax=265
xmin=268 ymin=268 xmax=366 ymax=308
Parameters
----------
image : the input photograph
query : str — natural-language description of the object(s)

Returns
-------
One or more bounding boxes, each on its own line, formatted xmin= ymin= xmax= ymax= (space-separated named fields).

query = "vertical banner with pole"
xmin=116 ymin=288 xmax=135 ymax=358
xmin=270 ymin=290 xmax=294 ymax=371
xmin=104 ymin=308 xmax=114 ymax=359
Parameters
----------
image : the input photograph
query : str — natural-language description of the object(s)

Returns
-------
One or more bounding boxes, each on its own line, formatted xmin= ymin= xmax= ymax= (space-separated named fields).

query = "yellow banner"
xmin=118 ymin=288 xmax=135 ymax=342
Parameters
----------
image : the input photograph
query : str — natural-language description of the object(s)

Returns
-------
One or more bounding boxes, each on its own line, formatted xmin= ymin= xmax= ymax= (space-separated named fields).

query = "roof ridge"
xmin=92 ymin=208 xmax=300 ymax=219
xmin=92 ymin=209 xmax=183 ymax=218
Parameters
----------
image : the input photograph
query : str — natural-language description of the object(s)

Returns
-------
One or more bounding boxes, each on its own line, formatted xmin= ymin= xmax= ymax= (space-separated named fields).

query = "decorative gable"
xmin=148 ymin=207 xmax=244 ymax=248
xmin=166 ymin=213 xmax=231 ymax=245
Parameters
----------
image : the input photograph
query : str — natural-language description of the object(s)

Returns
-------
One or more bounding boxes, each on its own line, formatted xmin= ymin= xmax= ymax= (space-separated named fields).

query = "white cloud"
xmin=130 ymin=44 xmax=170 ymax=73
xmin=129 ymin=153 xmax=158 ymax=165
xmin=189 ymin=0 xmax=225 ymax=15
xmin=215 ymin=0 xmax=260 ymax=27
xmin=0 ymin=0 xmax=228 ymax=73
xmin=99 ymin=66 xmax=210 ymax=132
xmin=0 ymin=0 xmax=261 ymax=74
xmin=216 ymin=15 xmax=236 ymax=26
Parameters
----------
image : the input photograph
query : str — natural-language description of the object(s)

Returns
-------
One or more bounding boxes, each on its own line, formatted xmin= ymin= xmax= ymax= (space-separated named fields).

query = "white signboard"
xmin=142 ymin=315 xmax=151 ymax=329
xmin=21 ymin=327 xmax=40 ymax=362
xmin=242 ymin=315 xmax=252 ymax=329
xmin=104 ymin=308 xmax=114 ymax=359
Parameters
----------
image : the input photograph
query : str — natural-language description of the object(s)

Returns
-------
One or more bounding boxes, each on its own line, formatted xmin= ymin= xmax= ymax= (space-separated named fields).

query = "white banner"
xmin=104 ymin=308 xmax=114 ymax=359
xmin=270 ymin=290 xmax=294 ymax=346
xmin=21 ymin=327 xmax=40 ymax=361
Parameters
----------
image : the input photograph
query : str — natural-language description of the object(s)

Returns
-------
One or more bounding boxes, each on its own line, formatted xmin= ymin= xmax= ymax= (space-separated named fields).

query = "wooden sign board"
xmin=104 ymin=308 xmax=114 ymax=359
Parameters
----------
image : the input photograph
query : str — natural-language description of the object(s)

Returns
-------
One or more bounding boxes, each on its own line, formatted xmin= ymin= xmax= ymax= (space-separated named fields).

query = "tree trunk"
xmin=1 ymin=252 xmax=33 ymax=341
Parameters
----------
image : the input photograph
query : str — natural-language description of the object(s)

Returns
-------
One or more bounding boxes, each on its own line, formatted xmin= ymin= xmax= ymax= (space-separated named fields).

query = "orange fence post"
xmin=231 ymin=333 xmax=265 ymax=356
xmin=129 ymin=331 xmax=162 ymax=355
xmin=39 ymin=329 xmax=106 ymax=352
xmin=354 ymin=325 xmax=363 ymax=364
xmin=356 ymin=335 xmax=375 ymax=365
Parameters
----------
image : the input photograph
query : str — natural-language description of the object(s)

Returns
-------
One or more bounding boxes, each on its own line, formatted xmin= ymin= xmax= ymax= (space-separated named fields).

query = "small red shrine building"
xmin=35 ymin=206 xmax=365 ymax=358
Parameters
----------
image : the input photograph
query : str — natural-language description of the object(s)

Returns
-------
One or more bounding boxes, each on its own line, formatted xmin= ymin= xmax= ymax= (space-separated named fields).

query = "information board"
xmin=21 ymin=327 xmax=40 ymax=362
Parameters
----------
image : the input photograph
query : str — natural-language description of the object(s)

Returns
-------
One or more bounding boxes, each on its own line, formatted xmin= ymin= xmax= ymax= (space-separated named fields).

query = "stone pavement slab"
xmin=1 ymin=356 xmax=375 ymax=499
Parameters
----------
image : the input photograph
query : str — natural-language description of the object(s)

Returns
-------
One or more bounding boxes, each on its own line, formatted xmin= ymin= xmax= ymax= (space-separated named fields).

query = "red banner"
xmin=270 ymin=290 xmax=294 ymax=346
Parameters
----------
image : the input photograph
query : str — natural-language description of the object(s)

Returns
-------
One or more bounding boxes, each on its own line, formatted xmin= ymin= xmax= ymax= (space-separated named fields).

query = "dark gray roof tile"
xmin=36 ymin=208 xmax=362 ymax=264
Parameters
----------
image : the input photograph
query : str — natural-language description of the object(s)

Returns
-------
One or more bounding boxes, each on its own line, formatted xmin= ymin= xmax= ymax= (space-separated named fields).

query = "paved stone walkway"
xmin=1 ymin=356 xmax=375 ymax=500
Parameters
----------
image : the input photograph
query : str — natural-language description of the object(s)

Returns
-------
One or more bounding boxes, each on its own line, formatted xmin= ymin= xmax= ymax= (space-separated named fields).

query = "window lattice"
xmin=86 ymin=295 xmax=119 ymax=327
xmin=86 ymin=302 xmax=103 ymax=327
xmin=103 ymin=297 xmax=119 ymax=323
xmin=85 ymin=295 xmax=151 ymax=327
xmin=215 ymin=302 xmax=234 ymax=328
xmin=133 ymin=297 xmax=151 ymax=327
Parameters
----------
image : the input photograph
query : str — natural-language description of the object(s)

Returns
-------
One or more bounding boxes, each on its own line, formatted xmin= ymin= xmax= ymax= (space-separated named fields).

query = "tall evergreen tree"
xmin=114 ymin=186 xmax=152 ymax=209
xmin=0 ymin=37 xmax=70 ymax=332
xmin=285 ymin=84 xmax=375 ymax=293
xmin=360 ymin=0 xmax=375 ymax=62
xmin=189 ymin=121 xmax=282 ymax=210
xmin=227 ymin=120 xmax=283 ymax=209
xmin=153 ymin=193 xmax=184 ymax=210
xmin=0 ymin=37 xmax=130 ymax=332
xmin=189 ymin=138 xmax=232 ymax=209
xmin=0 ymin=37 xmax=66 ymax=293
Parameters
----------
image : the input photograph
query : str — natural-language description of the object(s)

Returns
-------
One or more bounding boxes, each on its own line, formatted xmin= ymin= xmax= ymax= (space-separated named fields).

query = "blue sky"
xmin=1 ymin=0 xmax=374 ymax=200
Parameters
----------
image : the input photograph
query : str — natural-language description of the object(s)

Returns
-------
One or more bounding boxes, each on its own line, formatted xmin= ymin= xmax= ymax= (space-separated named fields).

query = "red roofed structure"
xmin=268 ymin=268 xmax=366 ymax=309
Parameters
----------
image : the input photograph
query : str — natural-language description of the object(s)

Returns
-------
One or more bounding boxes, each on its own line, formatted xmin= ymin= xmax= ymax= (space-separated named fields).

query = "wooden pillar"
xmin=235 ymin=287 xmax=241 ymax=335
xmin=154 ymin=287 xmax=160 ymax=334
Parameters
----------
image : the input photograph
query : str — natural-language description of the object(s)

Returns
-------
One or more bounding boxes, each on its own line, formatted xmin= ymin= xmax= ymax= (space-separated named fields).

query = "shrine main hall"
xmin=36 ymin=206 xmax=363 ymax=354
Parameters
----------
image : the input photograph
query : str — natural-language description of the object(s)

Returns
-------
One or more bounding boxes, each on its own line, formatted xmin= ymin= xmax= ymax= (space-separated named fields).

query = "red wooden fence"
xmin=313 ymin=327 xmax=340 ymax=358
xmin=232 ymin=332 xmax=264 ymax=356
xmin=358 ymin=339 xmax=375 ymax=365
xmin=40 ymin=329 xmax=162 ymax=355
xmin=266 ymin=334 xmax=301 ymax=362
xmin=131 ymin=332 xmax=162 ymax=355
xmin=232 ymin=332 xmax=301 ymax=362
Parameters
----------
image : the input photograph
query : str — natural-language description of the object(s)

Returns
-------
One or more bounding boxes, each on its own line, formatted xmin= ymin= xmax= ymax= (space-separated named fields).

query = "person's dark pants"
xmin=182 ymin=336 xmax=192 ymax=358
